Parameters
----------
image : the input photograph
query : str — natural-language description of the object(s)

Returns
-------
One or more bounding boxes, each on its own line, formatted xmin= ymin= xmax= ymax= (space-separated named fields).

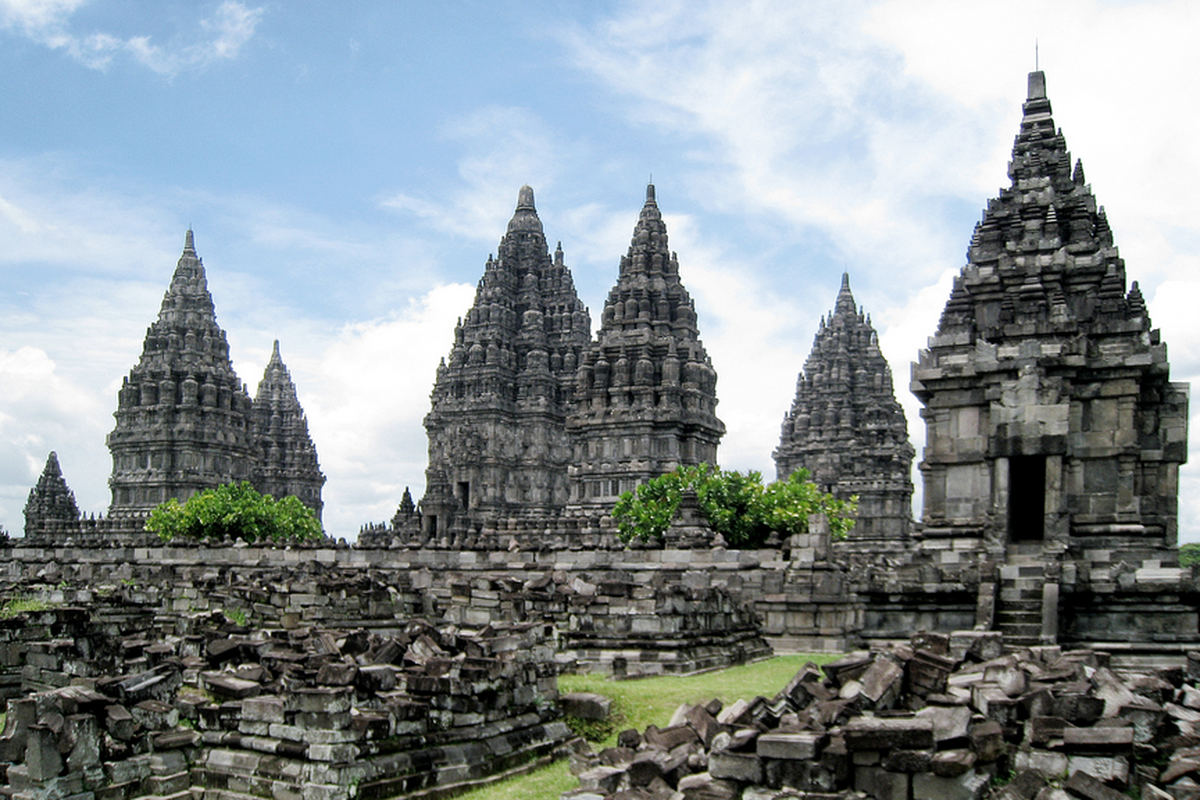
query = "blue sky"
xmin=3 ymin=0 xmax=1200 ymax=542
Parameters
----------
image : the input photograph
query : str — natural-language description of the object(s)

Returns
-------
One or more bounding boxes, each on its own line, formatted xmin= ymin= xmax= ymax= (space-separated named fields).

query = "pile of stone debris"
xmin=563 ymin=631 xmax=1200 ymax=800
xmin=1 ymin=612 xmax=569 ymax=800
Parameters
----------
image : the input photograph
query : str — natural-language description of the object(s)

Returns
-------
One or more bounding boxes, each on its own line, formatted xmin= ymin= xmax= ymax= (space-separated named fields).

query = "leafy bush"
xmin=1180 ymin=542 xmax=1200 ymax=568
xmin=612 ymin=465 xmax=856 ymax=547
xmin=146 ymin=481 xmax=324 ymax=545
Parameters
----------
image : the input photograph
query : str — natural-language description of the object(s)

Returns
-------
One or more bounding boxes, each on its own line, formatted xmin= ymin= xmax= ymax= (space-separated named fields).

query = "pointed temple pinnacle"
xmin=270 ymin=339 xmax=282 ymax=364
xmin=835 ymin=272 xmax=856 ymax=315
xmin=507 ymin=185 xmax=543 ymax=233
xmin=645 ymin=183 xmax=657 ymax=206
xmin=516 ymin=185 xmax=535 ymax=212
xmin=183 ymin=228 xmax=196 ymax=256
xmin=1027 ymin=70 xmax=1046 ymax=101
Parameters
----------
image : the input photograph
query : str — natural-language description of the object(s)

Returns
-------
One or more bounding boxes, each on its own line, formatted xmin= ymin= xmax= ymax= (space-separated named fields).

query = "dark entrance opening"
xmin=457 ymin=481 xmax=470 ymax=510
xmin=1009 ymin=456 xmax=1046 ymax=541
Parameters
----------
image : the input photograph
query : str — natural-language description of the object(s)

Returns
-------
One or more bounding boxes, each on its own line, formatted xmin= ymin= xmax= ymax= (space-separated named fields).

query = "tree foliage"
xmin=612 ymin=465 xmax=856 ymax=547
xmin=146 ymin=481 xmax=324 ymax=545
xmin=1180 ymin=542 xmax=1200 ymax=568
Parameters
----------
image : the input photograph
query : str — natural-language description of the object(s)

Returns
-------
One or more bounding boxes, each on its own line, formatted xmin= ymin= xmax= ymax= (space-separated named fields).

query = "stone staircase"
xmin=995 ymin=544 xmax=1047 ymax=646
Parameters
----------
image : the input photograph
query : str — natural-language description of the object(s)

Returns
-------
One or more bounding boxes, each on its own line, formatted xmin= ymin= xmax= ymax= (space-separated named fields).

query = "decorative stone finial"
xmin=1027 ymin=70 xmax=1046 ymax=101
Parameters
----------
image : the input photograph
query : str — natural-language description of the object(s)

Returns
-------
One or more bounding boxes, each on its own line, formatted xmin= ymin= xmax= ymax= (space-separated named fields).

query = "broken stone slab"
xmin=1062 ymin=769 xmax=1133 ymax=800
xmin=675 ymin=772 xmax=738 ymax=800
xmin=562 ymin=692 xmax=614 ymax=721
xmin=989 ymin=769 xmax=1046 ymax=800
xmin=855 ymin=763 xmax=909 ymax=800
xmin=1060 ymin=726 xmax=1134 ymax=752
xmin=104 ymin=704 xmax=137 ymax=741
xmin=643 ymin=723 xmax=700 ymax=751
xmin=916 ymin=703 xmax=972 ymax=745
xmin=201 ymin=671 xmax=262 ymax=700
xmin=930 ymin=748 xmax=976 ymax=777
xmin=969 ymin=720 xmax=1005 ymax=761
xmin=911 ymin=768 xmax=989 ymax=800
xmin=842 ymin=716 xmax=934 ymax=751
xmin=859 ymin=657 xmax=904 ymax=708
xmin=576 ymin=762 xmax=624 ymax=796
xmin=315 ymin=662 xmax=358 ymax=686
xmin=707 ymin=751 xmax=762 ymax=784
xmin=755 ymin=731 xmax=826 ymax=761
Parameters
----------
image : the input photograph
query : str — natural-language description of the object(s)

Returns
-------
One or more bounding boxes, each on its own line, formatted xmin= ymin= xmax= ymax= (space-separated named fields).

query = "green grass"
xmin=455 ymin=654 xmax=842 ymax=800
xmin=0 ymin=596 xmax=54 ymax=620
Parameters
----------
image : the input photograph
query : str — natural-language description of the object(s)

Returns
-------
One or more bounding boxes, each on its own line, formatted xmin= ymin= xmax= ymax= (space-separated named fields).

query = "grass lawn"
xmin=455 ymin=653 xmax=843 ymax=800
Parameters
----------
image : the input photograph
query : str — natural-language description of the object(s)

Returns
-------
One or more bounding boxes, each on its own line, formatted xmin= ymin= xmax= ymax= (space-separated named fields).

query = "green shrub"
xmin=612 ymin=465 xmax=856 ymax=546
xmin=146 ymin=481 xmax=324 ymax=545
xmin=1180 ymin=542 xmax=1200 ymax=568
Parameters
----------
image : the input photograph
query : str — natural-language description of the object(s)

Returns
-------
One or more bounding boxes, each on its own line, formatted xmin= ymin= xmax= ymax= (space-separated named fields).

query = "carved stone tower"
xmin=107 ymin=230 xmax=257 ymax=515
xmin=420 ymin=186 xmax=592 ymax=538
xmin=775 ymin=273 xmax=913 ymax=542
xmin=24 ymin=451 xmax=81 ymax=534
xmin=912 ymin=72 xmax=1188 ymax=557
xmin=250 ymin=341 xmax=326 ymax=520
xmin=567 ymin=185 xmax=725 ymax=515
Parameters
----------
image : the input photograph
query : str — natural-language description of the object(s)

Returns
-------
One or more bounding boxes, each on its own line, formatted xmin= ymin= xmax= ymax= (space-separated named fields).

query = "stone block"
xmin=912 ymin=768 xmax=989 ymax=800
xmin=969 ymin=720 xmax=1005 ymax=762
xmin=917 ymin=704 xmax=972 ymax=744
xmin=242 ymin=695 xmax=286 ymax=724
xmin=578 ymin=766 xmax=625 ymax=794
xmin=25 ymin=724 xmax=62 ymax=781
xmin=1062 ymin=770 xmax=1129 ymax=800
xmin=843 ymin=715 xmax=935 ymax=751
xmin=201 ymin=671 xmax=261 ymax=700
xmin=881 ymin=748 xmax=933 ymax=773
xmin=756 ymin=731 xmax=825 ymax=760
xmin=708 ymin=751 xmax=762 ymax=784
xmin=562 ymin=692 xmax=613 ymax=721
xmin=676 ymin=773 xmax=738 ymax=800
xmin=855 ymin=764 xmax=909 ymax=800
xmin=931 ymin=748 xmax=977 ymax=777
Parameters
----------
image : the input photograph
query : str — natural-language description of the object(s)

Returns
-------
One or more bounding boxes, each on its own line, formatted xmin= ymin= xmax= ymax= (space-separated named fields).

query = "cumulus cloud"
xmin=0 ymin=0 xmax=263 ymax=75
xmin=0 ymin=346 xmax=111 ymax=532
xmin=301 ymin=283 xmax=476 ymax=536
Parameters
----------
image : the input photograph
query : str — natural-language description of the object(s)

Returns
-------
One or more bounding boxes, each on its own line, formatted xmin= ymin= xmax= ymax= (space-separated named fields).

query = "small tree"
xmin=612 ymin=465 xmax=856 ymax=547
xmin=146 ymin=482 xmax=324 ymax=545
xmin=1180 ymin=542 xmax=1200 ymax=568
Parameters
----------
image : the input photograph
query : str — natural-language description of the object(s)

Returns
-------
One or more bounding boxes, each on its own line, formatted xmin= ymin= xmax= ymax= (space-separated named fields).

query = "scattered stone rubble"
xmin=564 ymin=632 xmax=1200 ymax=800
xmin=0 ymin=603 xmax=571 ymax=800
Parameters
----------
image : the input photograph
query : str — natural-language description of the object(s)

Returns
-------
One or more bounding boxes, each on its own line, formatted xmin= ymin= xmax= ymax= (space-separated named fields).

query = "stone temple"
xmin=415 ymin=184 xmax=723 ymax=542
xmin=909 ymin=71 xmax=1190 ymax=645
xmin=567 ymin=184 xmax=724 ymax=516
xmin=418 ymin=186 xmax=593 ymax=540
xmin=106 ymin=231 xmax=324 ymax=519
xmin=775 ymin=273 xmax=914 ymax=544
xmin=15 ymin=70 xmax=1195 ymax=663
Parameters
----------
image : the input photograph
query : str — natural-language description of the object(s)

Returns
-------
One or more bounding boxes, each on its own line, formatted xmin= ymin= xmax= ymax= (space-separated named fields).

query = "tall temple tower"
xmin=775 ymin=274 xmax=913 ymax=542
xmin=419 ymin=186 xmax=592 ymax=538
xmin=567 ymin=185 xmax=725 ymax=515
xmin=107 ymin=231 xmax=323 ymax=519
xmin=912 ymin=71 xmax=1188 ymax=556
xmin=250 ymin=341 xmax=326 ymax=520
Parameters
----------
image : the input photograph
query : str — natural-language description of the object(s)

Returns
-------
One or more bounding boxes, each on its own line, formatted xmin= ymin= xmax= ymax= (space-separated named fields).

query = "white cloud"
xmin=302 ymin=283 xmax=477 ymax=536
xmin=0 ymin=0 xmax=262 ymax=75
xmin=382 ymin=106 xmax=570 ymax=243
